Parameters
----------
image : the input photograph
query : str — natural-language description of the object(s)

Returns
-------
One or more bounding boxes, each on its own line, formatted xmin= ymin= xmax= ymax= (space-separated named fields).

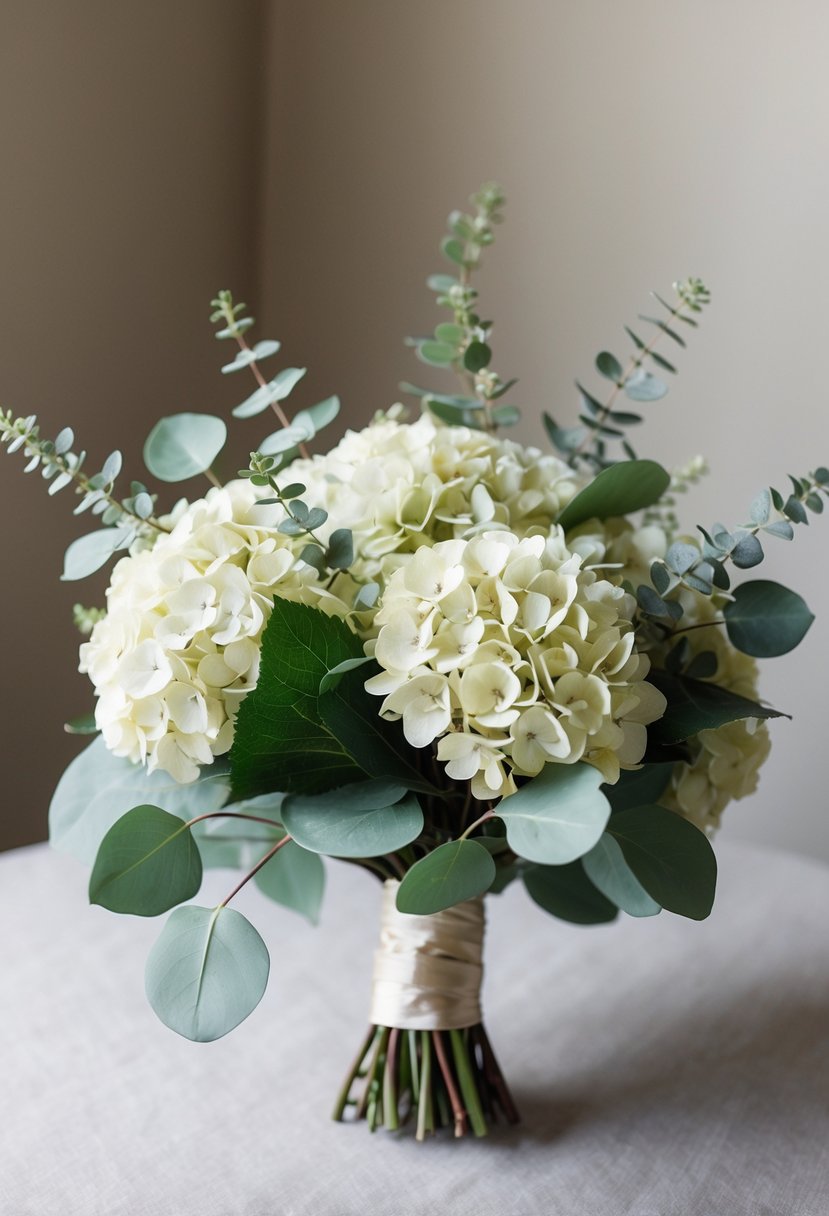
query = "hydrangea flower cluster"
xmin=365 ymin=528 xmax=667 ymax=799
xmin=79 ymin=481 xmax=320 ymax=782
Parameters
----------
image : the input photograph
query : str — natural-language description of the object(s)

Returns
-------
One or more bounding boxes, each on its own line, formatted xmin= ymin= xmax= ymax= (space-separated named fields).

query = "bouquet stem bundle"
xmin=333 ymin=1022 xmax=519 ymax=1139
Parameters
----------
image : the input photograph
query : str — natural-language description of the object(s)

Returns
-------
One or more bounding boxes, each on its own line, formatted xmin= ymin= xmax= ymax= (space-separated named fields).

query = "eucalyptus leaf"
xmin=724 ymin=580 xmax=814 ymax=657
xmin=595 ymin=351 xmax=623 ymax=382
xmin=495 ymin=763 xmax=610 ymax=864
xmin=145 ymin=905 xmax=269 ymax=1041
xmin=557 ymin=460 xmax=671 ymax=532
xmin=417 ymin=341 xmax=456 ymax=367
xmin=523 ymin=862 xmax=617 ymax=925
xmin=143 ymin=413 xmax=227 ymax=483
xmin=254 ymin=841 xmax=325 ymax=925
xmin=89 ymin=805 xmax=202 ymax=916
xmin=233 ymin=368 xmax=307 ymax=418
xmin=464 ymin=341 xmax=492 ymax=373
xmin=50 ymin=735 xmax=230 ymax=864
xmin=396 ymin=840 xmax=495 ymax=915
xmin=731 ymin=533 xmax=764 ymax=569
xmin=624 ymin=370 xmax=668 ymax=401
xmin=604 ymin=763 xmax=674 ymax=813
xmin=281 ymin=788 xmax=422 ymax=858
xmin=61 ymin=527 xmax=130 ymax=581
xmin=607 ymin=805 xmax=717 ymax=920
xmin=581 ymin=834 xmax=661 ymax=917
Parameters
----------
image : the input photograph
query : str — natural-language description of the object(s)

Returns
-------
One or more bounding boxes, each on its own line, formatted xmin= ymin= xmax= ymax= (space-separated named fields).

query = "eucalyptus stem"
xmin=217 ymin=834 xmax=293 ymax=909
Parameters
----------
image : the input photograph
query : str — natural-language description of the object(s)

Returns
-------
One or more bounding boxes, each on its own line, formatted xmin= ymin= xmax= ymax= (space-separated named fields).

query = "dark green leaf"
xmin=731 ymin=533 xmax=764 ymax=569
xmin=724 ymin=580 xmax=814 ymax=657
xmin=648 ymin=669 xmax=788 ymax=744
xmin=685 ymin=651 xmax=718 ymax=680
xmin=396 ymin=840 xmax=495 ymax=915
xmin=523 ymin=862 xmax=617 ymax=925
xmin=607 ymin=805 xmax=717 ymax=920
xmin=326 ymin=527 xmax=354 ymax=569
xmin=89 ymin=805 xmax=202 ymax=916
xmin=596 ymin=351 xmax=623 ymax=382
xmin=557 ymin=460 xmax=671 ymax=531
xmin=604 ymin=763 xmax=674 ymax=813
xmin=463 ymin=341 xmax=492 ymax=373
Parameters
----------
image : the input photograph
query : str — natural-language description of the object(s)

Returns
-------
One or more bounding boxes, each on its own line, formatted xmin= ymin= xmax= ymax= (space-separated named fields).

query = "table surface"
xmin=1 ymin=838 xmax=827 ymax=1216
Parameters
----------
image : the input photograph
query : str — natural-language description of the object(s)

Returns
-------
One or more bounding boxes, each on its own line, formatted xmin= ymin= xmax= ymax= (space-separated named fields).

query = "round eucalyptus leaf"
xmin=523 ymin=861 xmax=617 ymax=925
xmin=595 ymin=351 xmax=623 ymax=382
xmin=49 ymin=736 xmax=230 ymax=864
xmin=89 ymin=805 xmax=202 ymax=916
xmin=496 ymin=763 xmax=610 ymax=865
xmin=396 ymin=839 xmax=495 ymax=915
xmin=557 ymin=460 xmax=671 ymax=532
xmin=254 ymin=841 xmax=325 ymax=925
xmin=581 ymin=834 xmax=661 ymax=918
xmin=607 ymin=805 xmax=717 ymax=920
xmin=417 ymin=341 xmax=456 ymax=367
xmin=281 ymin=788 xmax=421 ymax=858
xmin=143 ymin=413 xmax=227 ymax=483
xmin=294 ymin=395 xmax=340 ymax=434
xmin=623 ymin=370 xmax=668 ymax=401
xmin=145 ymin=905 xmax=270 ymax=1041
xmin=724 ymin=579 xmax=814 ymax=657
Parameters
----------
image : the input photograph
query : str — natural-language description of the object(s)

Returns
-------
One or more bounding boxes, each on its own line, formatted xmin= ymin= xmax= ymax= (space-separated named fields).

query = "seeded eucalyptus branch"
xmin=401 ymin=183 xmax=520 ymax=434
xmin=546 ymin=277 xmax=711 ymax=470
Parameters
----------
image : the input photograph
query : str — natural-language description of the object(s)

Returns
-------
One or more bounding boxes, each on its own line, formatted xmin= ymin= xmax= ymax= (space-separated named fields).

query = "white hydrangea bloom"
xmin=366 ymin=529 xmax=666 ymax=799
xmin=79 ymin=481 xmax=325 ymax=782
xmin=657 ymin=593 xmax=771 ymax=833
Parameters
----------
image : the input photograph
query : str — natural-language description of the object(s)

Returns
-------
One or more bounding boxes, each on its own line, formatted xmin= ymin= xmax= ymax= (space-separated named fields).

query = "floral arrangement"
xmin=3 ymin=184 xmax=824 ymax=1140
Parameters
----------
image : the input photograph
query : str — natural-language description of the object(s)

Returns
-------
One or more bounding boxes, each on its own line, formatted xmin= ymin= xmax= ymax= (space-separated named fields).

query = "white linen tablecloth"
xmin=1 ymin=839 xmax=827 ymax=1216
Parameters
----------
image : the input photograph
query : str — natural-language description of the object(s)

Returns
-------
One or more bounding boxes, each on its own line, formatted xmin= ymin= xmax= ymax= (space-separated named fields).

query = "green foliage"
xmin=581 ymin=835 xmax=661 ymax=917
xmin=557 ymin=459 xmax=671 ymax=532
xmin=648 ymin=670 xmax=788 ymax=745
xmin=143 ymin=413 xmax=227 ymax=483
xmin=145 ymin=904 xmax=270 ymax=1041
xmin=229 ymin=600 xmax=430 ymax=800
xmin=606 ymin=805 xmax=717 ymax=920
xmin=89 ymin=805 xmax=202 ymax=916
xmin=545 ymin=278 xmax=711 ymax=469
xmin=523 ymin=862 xmax=617 ymax=925
xmin=191 ymin=798 xmax=283 ymax=869
xmin=604 ymin=763 xmax=674 ymax=813
xmin=495 ymin=763 xmax=610 ymax=864
xmin=402 ymin=183 xmax=519 ymax=435
xmin=49 ymin=736 xmax=229 ymax=864
xmin=254 ymin=841 xmax=325 ymax=925
xmin=724 ymin=580 xmax=815 ymax=657
xmin=396 ymin=840 xmax=495 ymax=915
xmin=1 ymin=409 xmax=163 ymax=579
xmin=281 ymin=782 xmax=423 ymax=858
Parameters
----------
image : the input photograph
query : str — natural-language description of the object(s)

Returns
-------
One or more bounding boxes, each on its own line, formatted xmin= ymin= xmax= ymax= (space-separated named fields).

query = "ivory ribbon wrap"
xmin=369 ymin=880 xmax=485 ymax=1031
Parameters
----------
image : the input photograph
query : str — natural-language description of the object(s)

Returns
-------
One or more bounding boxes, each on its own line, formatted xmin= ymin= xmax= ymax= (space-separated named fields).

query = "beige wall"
xmin=0 ymin=2 xmax=265 ymax=848
xmin=2 ymin=2 xmax=828 ymax=863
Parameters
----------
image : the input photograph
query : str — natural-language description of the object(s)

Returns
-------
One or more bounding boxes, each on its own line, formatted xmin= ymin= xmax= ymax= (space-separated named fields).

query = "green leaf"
xmin=427 ymin=274 xmax=458 ymax=293
xmin=254 ymin=841 xmax=325 ymax=925
xmin=326 ymin=527 xmax=354 ymax=569
xmin=294 ymin=395 xmax=340 ymax=434
xmin=62 ymin=527 xmax=129 ymax=581
xmin=491 ymin=404 xmax=521 ymax=427
xmin=318 ymin=664 xmax=440 ymax=794
xmin=318 ymin=655 xmax=373 ymax=695
xmin=434 ymin=323 xmax=464 ymax=345
xmin=281 ymin=785 xmax=422 ymax=858
xmin=145 ymin=905 xmax=269 ymax=1041
xmin=396 ymin=840 xmax=495 ymax=915
xmin=750 ymin=489 xmax=772 ymax=526
xmin=595 ymin=351 xmax=623 ymax=382
xmin=89 ymin=805 xmax=202 ymax=916
xmin=441 ymin=236 xmax=465 ymax=265
xmin=259 ymin=420 xmax=315 ymax=456
xmin=64 ymin=712 xmax=99 ymax=735
xmin=607 ymin=805 xmax=717 ymax=920
xmin=604 ymin=763 xmax=674 ymax=813
xmin=557 ymin=460 xmax=671 ymax=532
xmin=495 ymin=763 xmax=610 ymax=864
xmin=523 ymin=862 xmax=617 ymax=925
xmin=648 ymin=670 xmax=788 ymax=745
xmin=49 ymin=736 xmax=230 ymax=864
xmin=229 ymin=600 xmax=368 ymax=799
xmin=417 ymin=341 xmax=456 ymax=367
xmin=463 ymin=341 xmax=492 ymax=373
xmin=624 ymin=370 xmax=668 ymax=401
xmin=143 ymin=413 xmax=227 ymax=483
xmin=731 ymin=533 xmax=764 ymax=569
xmin=581 ymin=835 xmax=661 ymax=917
xmin=233 ymin=368 xmax=307 ymax=418
xmin=427 ymin=400 xmax=482 ymax=429
xmin=724 ymin=579 xmax=815 ymax=657
xmin=763 ymin=520 xmax=794 ymax=541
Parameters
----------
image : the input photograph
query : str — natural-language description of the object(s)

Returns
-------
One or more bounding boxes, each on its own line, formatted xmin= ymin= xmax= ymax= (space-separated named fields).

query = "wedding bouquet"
xmin=3 ymin=184 xmax=823 ymax=1140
